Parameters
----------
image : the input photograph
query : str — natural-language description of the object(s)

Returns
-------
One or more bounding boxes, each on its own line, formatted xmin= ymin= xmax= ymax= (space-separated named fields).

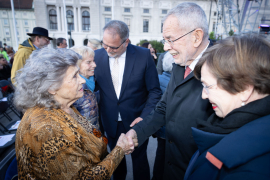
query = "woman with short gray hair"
xmin=14 ymin=47 xmax=133 ymax=180
xmin=71 ymin=46 xmax=100 ymax=130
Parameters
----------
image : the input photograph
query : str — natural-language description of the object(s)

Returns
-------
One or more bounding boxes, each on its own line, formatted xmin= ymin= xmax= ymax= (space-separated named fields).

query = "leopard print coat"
xmin=15 ymin=106 xmax=124 ymax=180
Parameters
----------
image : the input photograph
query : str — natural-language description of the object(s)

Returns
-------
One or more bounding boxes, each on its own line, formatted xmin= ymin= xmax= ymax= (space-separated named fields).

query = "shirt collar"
xmin=188 ymin=41 xmax=210 ymax=71
xmin=109 ymin=51 xmax=126 ymax=60
xmin=33 ymin=44 xmax=39 ymax=50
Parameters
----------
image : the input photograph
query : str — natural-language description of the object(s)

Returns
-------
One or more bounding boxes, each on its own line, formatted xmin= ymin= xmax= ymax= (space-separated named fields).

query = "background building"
xmin=0 ymin=0 xmax=35 ymax=50
xmin=34 ymin=0 xmax=214 ymax=47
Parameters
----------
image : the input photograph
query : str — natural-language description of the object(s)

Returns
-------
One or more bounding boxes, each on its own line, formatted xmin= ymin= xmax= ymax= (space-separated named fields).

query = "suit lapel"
xmin=101 ymin=50 xmax=118 ymax=98
xmin=119 ymin=44 xmax=135 ymax=99
xmin=173 ymin=64 xmax=195 ymax=88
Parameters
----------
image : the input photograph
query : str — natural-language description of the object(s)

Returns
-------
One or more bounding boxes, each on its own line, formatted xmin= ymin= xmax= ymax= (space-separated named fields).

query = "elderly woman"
xmin=71 ymin=46 xmax=100 ymax=130
xmin=184 ymin=35 xmax=270 ymax=180
xmin=14 ymin=47 xmax=133 ymax=180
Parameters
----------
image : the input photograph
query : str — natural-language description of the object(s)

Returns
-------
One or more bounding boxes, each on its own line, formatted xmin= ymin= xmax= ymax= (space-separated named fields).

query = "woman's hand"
xmin=116 ymin=133 xmax=134 ymax=155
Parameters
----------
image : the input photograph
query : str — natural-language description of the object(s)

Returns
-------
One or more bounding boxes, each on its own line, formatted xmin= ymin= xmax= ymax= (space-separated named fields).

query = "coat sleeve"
xmin=11 ymin=51 xmax=28 ymax=84
xmin=17 ymin=119 xmax=124 ymax=180
xmin=139 ymin=50 xmax=162 ymax=119
xmin=133 ymin=76 xmax=169 ymax=146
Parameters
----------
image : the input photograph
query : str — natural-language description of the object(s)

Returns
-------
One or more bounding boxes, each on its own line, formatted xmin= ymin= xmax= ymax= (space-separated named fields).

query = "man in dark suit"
xmin=94 ymin=20 xmax=162 ymax=180
xmin=126 ymin=2 xmax=214 ymax=180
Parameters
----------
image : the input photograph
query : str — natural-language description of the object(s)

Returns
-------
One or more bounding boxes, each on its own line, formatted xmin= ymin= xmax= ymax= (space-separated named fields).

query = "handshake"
xmin=116 ymin=129 xmax=139 ymax=155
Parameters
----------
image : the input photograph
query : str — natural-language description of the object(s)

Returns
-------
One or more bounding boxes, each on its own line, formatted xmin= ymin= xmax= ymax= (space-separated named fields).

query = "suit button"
xmin=115 ymin=120 xmax=118 ymax=122
xmin=117 ymin=102 xmax=120 ymax=105
xmin=168 ymin=161 xmax=172 ymax=165
xmin=169 ymin=140 xmax=173 ymax=143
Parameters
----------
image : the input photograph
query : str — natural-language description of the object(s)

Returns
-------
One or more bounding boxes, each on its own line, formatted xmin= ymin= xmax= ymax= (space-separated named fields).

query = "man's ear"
xmin=193 ymin=28 xmax=204 ymax=48
xmin=125 ymin=39 xmax=130 ymax=47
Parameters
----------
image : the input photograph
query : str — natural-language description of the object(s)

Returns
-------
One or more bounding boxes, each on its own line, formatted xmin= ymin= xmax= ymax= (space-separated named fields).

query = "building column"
xmin=60 ymin=6 xmax=65 ymax=32
xmin=78 ymin=7 xmax=82 ymax=32
xmin=73 ymin=6 xmax=78 ymax=32
xmin=56 ymin=6 xmax=61 ymax=31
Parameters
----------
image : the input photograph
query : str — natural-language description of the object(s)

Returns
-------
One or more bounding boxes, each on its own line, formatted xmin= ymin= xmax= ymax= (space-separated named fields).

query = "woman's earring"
xmin=241 ymin=101 xmax=245 ymax=106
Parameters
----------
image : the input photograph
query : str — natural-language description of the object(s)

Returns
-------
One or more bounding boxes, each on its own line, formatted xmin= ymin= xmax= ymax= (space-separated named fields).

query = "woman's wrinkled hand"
xmin=116 ymin=133 xmax=134 ymax=155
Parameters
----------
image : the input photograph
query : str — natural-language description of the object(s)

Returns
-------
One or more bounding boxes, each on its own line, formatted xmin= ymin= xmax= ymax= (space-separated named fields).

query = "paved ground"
xmin=1 ymin=108 xmax=158 ymax=180
xmin=125 ymin=136 xmax=157 ymax=180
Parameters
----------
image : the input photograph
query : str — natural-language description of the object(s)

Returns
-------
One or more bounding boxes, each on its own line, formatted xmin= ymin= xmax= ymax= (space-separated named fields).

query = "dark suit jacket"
xmin=94 ymin=44 xmax=162 ymax=138
xmin=133 ymin=63 xmax=214 ymax=180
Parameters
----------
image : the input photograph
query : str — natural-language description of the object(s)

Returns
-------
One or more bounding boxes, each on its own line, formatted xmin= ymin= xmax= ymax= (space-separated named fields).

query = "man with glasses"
xmin=126 ymin=2 xmax=214 ymax=180
xmin=94 ymin=20 xmax=162 ymax=180
xmin=11 ymin=27 xmax=52 ymax=84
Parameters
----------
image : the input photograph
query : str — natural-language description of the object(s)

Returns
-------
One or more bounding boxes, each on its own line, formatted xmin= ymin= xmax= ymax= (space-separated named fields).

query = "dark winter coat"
xmin=133 ymin=63 xmax=213 ymax=179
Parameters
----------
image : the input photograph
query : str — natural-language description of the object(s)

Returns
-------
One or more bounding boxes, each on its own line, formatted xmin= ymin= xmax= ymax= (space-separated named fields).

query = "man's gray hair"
xmin=14 ymin=47 xmax=81 ymax=112
xmin=163 ymin=2 xmax=209 ymax=40
xmin=103 ymin=20 xmax=129 ymax=41
xmin=163 ymin=52 xmax=175 ymax=73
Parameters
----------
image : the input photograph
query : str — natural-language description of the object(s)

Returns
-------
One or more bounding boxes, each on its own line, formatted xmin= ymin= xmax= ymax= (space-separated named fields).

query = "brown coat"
xmin=15 ymin=106 xmax=124 ymax=180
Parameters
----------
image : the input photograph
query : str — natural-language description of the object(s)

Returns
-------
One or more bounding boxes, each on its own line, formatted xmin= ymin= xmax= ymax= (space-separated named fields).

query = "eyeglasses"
xmin=202 ymin=83 xmax=216 ymax=94
xmin=41 ymin=36 xmax=50 ymax=42
xmin=101 ymin=39 xmax=127 ymax=50
xmin=162 ymin=29 xmax=196 ymax=47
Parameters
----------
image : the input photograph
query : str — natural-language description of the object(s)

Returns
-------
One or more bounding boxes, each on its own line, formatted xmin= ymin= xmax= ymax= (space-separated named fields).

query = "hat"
xmin=27 ymin=27 xmax=53 ymax=40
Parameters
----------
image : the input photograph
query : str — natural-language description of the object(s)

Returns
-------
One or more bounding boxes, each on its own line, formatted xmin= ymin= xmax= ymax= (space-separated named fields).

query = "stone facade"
xmin=34 ymin=0 xmax=215 ymax=47
xmin=0 ymin=9 xmax=36 ymax=50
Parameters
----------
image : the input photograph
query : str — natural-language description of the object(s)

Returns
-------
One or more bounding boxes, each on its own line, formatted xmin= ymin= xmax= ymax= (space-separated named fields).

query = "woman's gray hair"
xmin=70 ymin=46 xmax=95 ymax=67
xmin=88 ymin=38 xmax=102 ymax=50
xmin=14 ymin=47 xmax=81 ymax=112
xmin=163 ymin=2 xmax=209 ymax=40
xmin=162 ymin=52 xmax=175 ymax=72
xmin=103 ymin=20 xmax=129 ymax=41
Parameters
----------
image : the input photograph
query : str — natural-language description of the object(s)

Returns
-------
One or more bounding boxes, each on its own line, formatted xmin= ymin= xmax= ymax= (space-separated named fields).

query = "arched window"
xmin=49 ymin=9 xmax=57 ymax=30
xmin=82 ymin=11 xmax=90 ymax=31
xmin=66 ymin=10 xmax=74 ymax=31
xmin=68 ymin=38 xmax=75 ymax=47
xmin=83 ymin=39 xmax=88 ymax=45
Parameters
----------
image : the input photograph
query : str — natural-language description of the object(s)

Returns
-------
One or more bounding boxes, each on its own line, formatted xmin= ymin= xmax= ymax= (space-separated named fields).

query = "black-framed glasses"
xmin=162 ymin=29 xmax=196 ymax=47
xmin=101 ymin=39 xmax=127 ymax=50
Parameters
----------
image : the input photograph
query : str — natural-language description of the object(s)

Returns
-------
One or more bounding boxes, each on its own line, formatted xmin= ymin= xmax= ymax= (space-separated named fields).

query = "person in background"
xmin=3 ymin=43 xmax=9 ymax=51
xmin=0 ymin=46 xmax=9 ymax=61
xmin=126 ymin=2 xmax=214 ymax=179
xmin=14 ymin=47 xmax=134 ymax=180
xmin=0 ymin=54 xmax=11 ymax=81
xmin=56 ymin=37 xmax=68 ymax=49
xmin=184 ymin=34 xmax=270 ymax=180
xmin=87 ymin=38 xmax=102 ymax=50
xmin=6 ymin=50 xmax=14 ymax=66
xmin=152 ymin=52 xmax=174 ymax=180
xmin=71 ymin=46 xmax=100 ymax=130
xmin=11 ymin=27 xmax=52 ymax=84
xmin=141 ymin=42 xmax=158 ymax=65
xmin=156 ymin=51 xmax=168 ymax=75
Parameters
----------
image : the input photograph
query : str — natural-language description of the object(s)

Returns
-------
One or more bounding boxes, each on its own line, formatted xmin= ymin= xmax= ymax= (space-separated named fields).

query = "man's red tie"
xmin=184 ymin=66 xmax=192 ymax=79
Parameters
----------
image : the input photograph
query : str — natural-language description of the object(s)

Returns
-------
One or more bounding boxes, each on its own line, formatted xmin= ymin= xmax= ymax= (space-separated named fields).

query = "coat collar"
xmin=119 ymin=44 xmax=136 ymax=99
xmin=192 ymin=114 xmax=270 ymax=169
xmin=172 ymin=63 xmax=194 ymax=88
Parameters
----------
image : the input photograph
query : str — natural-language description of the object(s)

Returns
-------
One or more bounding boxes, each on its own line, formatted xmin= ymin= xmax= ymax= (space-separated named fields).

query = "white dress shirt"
xmin=188 ymin=41 xmax=210 ymax=71
xmin=109 ymin=51 xmax=126 ymax=121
